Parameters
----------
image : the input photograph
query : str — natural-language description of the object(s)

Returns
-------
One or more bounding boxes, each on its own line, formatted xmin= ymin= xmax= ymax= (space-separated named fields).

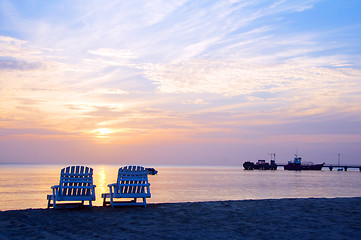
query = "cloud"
xmin=144 ymin=58 xmax=361 ymax=100
xmin=181 ymin=98 xmax=208 ymax=105
xmin=0 ymin=128 xmax=73 ymax=137
xmin=0 ymin=56 xmax=43 ymax=70
xmin=88 ymin=48 xmax=138 ymax=60
xmin=83 ymin=106 xmax=124 ymax=118
xmin=92 ymin=88 xmax=128 ymax=95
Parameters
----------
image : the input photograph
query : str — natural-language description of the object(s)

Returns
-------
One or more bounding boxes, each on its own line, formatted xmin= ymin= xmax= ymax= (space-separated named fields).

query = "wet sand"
xmin=1 ymin=197 xmax=361 ymax=240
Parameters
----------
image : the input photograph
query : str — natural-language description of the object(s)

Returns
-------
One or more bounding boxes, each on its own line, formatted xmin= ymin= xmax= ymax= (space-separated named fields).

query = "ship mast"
xmin=268 ymin=153 xmax=276 ymax=161
xmin=268 ymin=153 xmax=276 ymax=164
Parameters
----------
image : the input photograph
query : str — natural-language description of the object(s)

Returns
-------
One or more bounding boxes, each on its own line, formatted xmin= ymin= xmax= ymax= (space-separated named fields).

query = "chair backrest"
xmin=59 ymin=166 xmax=94 ymax=196
xmin=117 ymin=166 xmax=149 ymax=194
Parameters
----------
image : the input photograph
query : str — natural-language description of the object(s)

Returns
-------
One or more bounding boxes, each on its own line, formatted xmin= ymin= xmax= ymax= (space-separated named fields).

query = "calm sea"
xmin=1 ymin=164 xmax=361 ymax=211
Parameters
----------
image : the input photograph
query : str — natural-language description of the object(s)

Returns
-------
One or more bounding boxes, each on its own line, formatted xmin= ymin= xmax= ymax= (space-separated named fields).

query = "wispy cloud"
xmin=0 ymin=56 xmax=42 ymax=70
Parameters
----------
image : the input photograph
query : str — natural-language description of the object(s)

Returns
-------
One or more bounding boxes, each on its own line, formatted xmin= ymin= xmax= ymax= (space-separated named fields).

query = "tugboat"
xmin=284 ymin=154 xmax=324 ymax=170
xmin=243 ymin=154 xmax=278 ymax=170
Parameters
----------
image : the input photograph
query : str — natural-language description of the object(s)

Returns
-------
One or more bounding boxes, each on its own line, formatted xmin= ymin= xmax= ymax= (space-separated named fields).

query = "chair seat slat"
xmin=61 ymin=186 xmax=94 ymax=189
xmin=113 ymin=193 xmax=151 ymax=198
xmin=61 ymin=174 xmax=93 ymax=177
xmin=118 ymin=178 xmax=148 ymax=181
xmin=118 ymin=173 xmax=147 ymax=176
xmin=61 ymin=178 xmax=93 ymax=182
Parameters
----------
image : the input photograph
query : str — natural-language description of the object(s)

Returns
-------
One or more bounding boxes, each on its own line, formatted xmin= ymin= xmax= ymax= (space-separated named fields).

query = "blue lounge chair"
xmin=102 ymin=166 xmax=151 ymax=207
xmin=47 ymin=166 xmax=96 ymax=208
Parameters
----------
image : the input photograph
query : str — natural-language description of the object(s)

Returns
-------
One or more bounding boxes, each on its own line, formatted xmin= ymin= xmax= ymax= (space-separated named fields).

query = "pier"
xmin=323 ymin=153 xmax=361 ymax=171
xmin=276 ymin=164 xmax=361 ymax=171
xmin=324 ymin=164 xmax=361 ymax=171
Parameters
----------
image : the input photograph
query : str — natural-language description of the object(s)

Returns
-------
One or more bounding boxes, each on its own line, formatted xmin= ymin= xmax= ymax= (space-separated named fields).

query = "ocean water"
xmin=1 ymin=164 xmax=361 ymax=211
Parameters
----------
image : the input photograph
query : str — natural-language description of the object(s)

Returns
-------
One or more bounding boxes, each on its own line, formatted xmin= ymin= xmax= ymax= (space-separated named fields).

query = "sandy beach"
xmin=0 ymin=197 xmax=360 ymax=240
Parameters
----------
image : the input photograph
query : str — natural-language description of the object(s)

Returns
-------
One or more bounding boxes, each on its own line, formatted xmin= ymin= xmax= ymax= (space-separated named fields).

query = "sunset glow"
xmin=1 ymin=0 xmax=361 ymax=165
xmin=92 ymin=128 xmax=114 ymax=138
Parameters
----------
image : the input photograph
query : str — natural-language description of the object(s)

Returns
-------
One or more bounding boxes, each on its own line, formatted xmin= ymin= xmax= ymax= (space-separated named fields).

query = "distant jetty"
xmin=243 ymin=154 xmax=361 ymax=171
xmin=324 ymin=164 xmax=361 ymax=171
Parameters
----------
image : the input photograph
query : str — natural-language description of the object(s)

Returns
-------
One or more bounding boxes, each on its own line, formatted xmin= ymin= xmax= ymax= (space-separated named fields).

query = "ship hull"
xmin=243 ymin=161 xmax=277 ymax=170
xmin=284 ymin=163 xmax=324 ymax=170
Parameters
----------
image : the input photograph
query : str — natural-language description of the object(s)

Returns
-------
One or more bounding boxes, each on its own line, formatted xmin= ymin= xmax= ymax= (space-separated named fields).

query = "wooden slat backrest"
xmin=117 ymin=166 xmax=148 ymax=194
xmin=59 ymin=166 xmax=93 ymax=196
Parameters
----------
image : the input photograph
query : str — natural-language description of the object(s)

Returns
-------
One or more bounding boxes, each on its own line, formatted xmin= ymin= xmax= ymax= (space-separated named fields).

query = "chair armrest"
xmin=51 ymin=185 xmax=60 ymax=197
xmin=107 ymin=183 xmax=117 ymax=195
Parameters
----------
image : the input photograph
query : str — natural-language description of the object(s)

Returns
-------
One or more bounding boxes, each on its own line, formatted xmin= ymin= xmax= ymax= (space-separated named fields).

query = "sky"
xmin=1 ymin=0 xmax=361 ymax=165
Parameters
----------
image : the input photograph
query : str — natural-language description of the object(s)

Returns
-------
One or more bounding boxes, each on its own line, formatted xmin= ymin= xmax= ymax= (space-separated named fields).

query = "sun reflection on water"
xmin=92 ymin=166 xmax=118 ymax=206
xmin=99 ymin=167 xmax=107 ymax=190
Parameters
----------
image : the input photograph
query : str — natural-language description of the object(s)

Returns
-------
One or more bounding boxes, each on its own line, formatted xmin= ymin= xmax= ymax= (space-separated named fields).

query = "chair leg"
xmin=143 ymin=198 xmax=147 ymax=208
xmin=89 ymin=201 xmax=92 ymax=208
xmin=109 ymin=188 xmax=114 ymax=208
xmin=110 ymin=195 xmax=114 ymax=208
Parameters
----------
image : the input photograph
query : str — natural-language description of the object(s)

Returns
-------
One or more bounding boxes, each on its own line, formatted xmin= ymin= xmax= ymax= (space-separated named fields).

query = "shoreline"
xmin=1 ymin=197 xmax=361 ymax=239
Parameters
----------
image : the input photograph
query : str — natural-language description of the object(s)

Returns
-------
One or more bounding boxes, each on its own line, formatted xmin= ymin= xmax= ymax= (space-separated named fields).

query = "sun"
xmin=92 ymin=128 xmax=114 ymax=138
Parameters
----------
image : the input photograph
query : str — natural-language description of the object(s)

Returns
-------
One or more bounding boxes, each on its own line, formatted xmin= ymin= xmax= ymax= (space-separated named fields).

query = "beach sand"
xmin=0 ymin=197 xmax=360 ymax=240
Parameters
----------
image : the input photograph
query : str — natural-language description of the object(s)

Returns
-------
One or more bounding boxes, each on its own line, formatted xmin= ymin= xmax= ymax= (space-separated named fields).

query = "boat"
xmin=146 ymin=168 xmax=158 ymax=175
xmin=243 ymin=159 xmax=277 ymax=170
xmin=284 ymin=154 xmax=324 ymax=170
